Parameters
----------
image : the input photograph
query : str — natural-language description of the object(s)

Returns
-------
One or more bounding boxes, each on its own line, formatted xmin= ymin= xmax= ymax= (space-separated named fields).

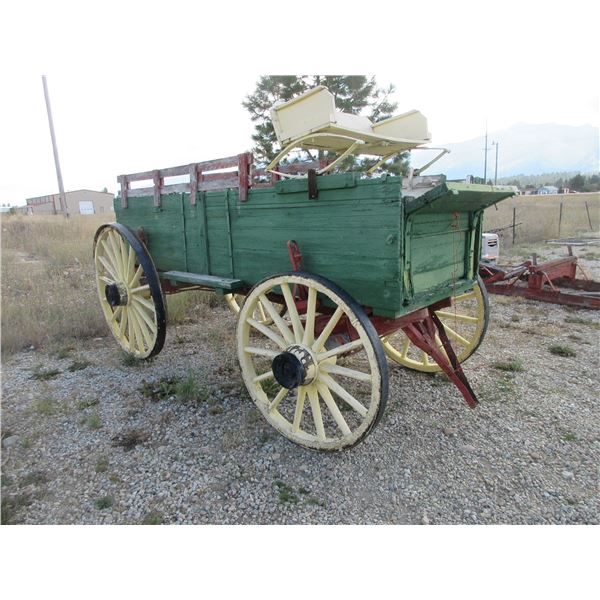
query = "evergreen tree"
xmin=243 ymin=75 xmax=409 ymax=175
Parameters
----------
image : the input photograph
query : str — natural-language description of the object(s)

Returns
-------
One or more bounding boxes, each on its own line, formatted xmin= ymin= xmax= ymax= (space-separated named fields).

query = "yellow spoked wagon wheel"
xmin=225 ymin=293 xmax=285 ymax=325
xmin=237 ymin=272 xmax=388 ymax=451
xmin=382 ymin=276 xmax=489 ymax=373
xmin=94 ymin=223 xmax=166 ymax=359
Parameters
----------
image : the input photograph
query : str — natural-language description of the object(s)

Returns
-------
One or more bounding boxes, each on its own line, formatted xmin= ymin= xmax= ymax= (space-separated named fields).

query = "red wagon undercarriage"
xmin=286 ymin=241 xmax=480 ymax=409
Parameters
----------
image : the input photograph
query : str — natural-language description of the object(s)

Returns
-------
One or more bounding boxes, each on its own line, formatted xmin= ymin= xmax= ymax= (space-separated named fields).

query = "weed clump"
xmin=111 ymin=428 xmax=149 ymax=451
xmin=549 ymin=345 xmax=576 ymax=357
xmin=491 ymin=358 xmax=524 ymax=372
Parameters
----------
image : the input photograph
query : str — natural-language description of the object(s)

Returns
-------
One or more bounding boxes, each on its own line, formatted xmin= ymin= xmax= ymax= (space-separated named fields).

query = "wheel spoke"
xmin=101 ymin=238 xmax=120 ymax=279
xmin=280 ymin=282 xmax=304 ymax=343
xmin=110 ymin=306 xmax=123 ymax=324
xmin=244 ymin=346 xmax=279 ymax=358
xmin=321 ymin=363 xmax=371 ymax=383
xmin=131 ymin=301 xmax=157 ymax=335
xmin=129 ymin=265 xmax=143 ymax=288
xmin=307 ymin=386 xmax=326 ymax=441
xmin=119 ymin=306 xmax=128 ymax=339
xmin=312 ymin=306 xmax=344 ymax=353
xmin=247 ymin=318 xmax=287 ymax=349
xmin=117 ymin=233 xmax=129 ymax=278
xmin=107 ymin=232 xmax=124 ymax=279
xmin=132 ymin=294 xmax=155 ymax=313
xmin=258 ymin=294 xmax=295 ymax=345
xmin=98 ymin=255 xmax=119 ymax=281
xmin=435 ymin=310 xmax=478 ymax=323
xmin=253 ymin=370 xmax=274 ymax=384
xmin=317 ymin=382 xmax=351 ymax=436
xmin=441 ymin=323 xmax=470 ymax=346
xmin=99 ymin=275 xmax=115 ymax=285
xmin=421 ymin=350 xmax=430 ymax=365
xmin=302 ymin=287 xmax=317 ymax=347
xmin=126 ymin=245 xmax=136 ymax=282
xmin=320 ymin=373 xmax=368 ymax=418
xmin=257 ymin=301 xmax=268 ymax=324
xmin=400 ymin=336 xmax=410 ymax=359
xmin=292 ymin=387 xmax=306 ymax=433
xmin=453 ymin=290 xmax=476 ymax=303
xmin=269 ymin=387 xmax=288 ymax=412
xmin=130 ymin=284 xmax=150 ymax=295
xmin=317 ymin=338 xmax=364 ymax=361
xmin=129 ymin=307 xmax=146 ymax=352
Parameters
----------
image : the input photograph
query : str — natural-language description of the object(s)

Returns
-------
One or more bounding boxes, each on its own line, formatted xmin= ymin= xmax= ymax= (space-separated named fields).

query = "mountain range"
xmin=415 ymin=123 xmax=598 ymax=180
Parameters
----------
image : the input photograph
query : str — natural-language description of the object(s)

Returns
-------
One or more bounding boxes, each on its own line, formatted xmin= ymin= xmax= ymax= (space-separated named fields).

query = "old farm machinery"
xmin=94 ymin=86 xmax=516 ymax=450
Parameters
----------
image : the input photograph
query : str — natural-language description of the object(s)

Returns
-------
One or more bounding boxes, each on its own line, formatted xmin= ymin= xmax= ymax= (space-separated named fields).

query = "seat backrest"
xmin=372 ymin=110 xmax=430 ymax=142
xmin=271 ymin=86 xmax=336 ymax=144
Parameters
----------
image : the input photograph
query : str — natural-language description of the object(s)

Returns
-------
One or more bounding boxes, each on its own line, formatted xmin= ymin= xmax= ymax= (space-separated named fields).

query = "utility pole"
xmin=42 ymin=75 xmax=69 ymax=218
xmin=492 ymin=141 xmax=499 ymax=185
xmin=483 ymin=120 xmax=489 ymax=184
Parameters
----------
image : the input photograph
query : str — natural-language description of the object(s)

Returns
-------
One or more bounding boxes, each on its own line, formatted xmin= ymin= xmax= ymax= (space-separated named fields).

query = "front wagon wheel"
xmin=93 ymin=223 xmax=166 ymax=359
xmin=237 ymin=272 xmax=388 ymax=451
xmin=382 ymin=276 xmax=489 ymax=373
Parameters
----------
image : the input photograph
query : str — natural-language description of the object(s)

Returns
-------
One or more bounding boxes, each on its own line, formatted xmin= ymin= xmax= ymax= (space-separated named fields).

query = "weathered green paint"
xmin=161 ymin=271 xmax=244 ymax=291
xmin=114 ymin=174 xmax=513 ymax=318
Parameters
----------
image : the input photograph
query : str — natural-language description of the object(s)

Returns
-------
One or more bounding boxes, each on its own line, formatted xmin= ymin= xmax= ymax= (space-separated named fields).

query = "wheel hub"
xmin=105 ymin=282 xmax=128 ymax=307
xmin=272 ymin=344 xmax=317 ymax=389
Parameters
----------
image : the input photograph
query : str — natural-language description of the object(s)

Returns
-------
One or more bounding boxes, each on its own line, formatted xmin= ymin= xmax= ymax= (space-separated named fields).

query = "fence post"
xmin=558 ymin=201 xmax=563 ymax=237
xmin=585 ymin=201 xmax=593 ymax=231
xmin=512 ymin=206 xmax=516 ymax=245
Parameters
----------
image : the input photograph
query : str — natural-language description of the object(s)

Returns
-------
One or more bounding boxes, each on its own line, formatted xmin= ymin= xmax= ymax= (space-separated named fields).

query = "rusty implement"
xmin=479 ymin=255 xmax=600 ymax=310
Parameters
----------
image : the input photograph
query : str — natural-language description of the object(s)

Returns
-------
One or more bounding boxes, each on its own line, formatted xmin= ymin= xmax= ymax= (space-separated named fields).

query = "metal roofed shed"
xmin=268 ymin=85 xmax=446 ymax=177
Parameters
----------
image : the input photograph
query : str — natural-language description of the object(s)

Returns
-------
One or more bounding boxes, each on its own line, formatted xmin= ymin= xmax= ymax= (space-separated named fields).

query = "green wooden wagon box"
xmin=94 ymin=88 xmax=514 ymax=450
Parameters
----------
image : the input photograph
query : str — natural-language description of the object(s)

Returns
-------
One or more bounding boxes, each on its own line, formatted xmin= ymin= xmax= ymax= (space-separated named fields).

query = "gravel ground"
xmin=2 ymin=247 xmax=599 ymax=525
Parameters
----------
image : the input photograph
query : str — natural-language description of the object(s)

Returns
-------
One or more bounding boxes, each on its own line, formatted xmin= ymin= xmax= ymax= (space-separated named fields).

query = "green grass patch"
xmin=68 ymin=358 xmax=92 ymax=372
xmin=274 ymin=480 xmax=299 ymax=504
xmin=564 ymin=316 xmax=600 ymax=329
xmin=549 ymin=345 xmax=577 ymax=357
xmin=85 ymin=412 xmax=102 ymax=429
xmin=95 ymin=495 xmax=113 ymax=510
xmin=34 ymin=397 xmax=57 ymax=416
xmin=492 ymin=358 xmax=524 ymax=372
xmin=31 ymin=368 xmax=61 ymax=381
xmin=55 ymin=346 xmax=75 ymax=359
xmin=563 ymin=431 xmax=577 ymax=442
xmin=95 ymin=456 xmax=109 ymax=473
xmin=142 ymin=511 xmax=164 ymax=525
xmin=76 ymin=398 xmax=99 ymax=410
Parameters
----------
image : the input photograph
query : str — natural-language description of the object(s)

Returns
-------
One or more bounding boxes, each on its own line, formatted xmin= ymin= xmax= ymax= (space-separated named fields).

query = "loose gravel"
xmin=2 ymin=248 xmax=599 ymax=525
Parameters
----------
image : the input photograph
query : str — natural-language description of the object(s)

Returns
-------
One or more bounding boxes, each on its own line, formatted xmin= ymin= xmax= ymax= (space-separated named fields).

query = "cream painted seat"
xmin=268 ymin=86 xmax=440 ymax=176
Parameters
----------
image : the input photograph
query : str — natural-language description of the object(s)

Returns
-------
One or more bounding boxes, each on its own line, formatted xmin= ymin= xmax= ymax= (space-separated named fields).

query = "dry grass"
xmin=1 ymin=214 xmax=110 ymax=354
xmin=484 ymin=192 xmax=599 ymax=248
xmin=1 ymin=214 xmax=223 ymax=356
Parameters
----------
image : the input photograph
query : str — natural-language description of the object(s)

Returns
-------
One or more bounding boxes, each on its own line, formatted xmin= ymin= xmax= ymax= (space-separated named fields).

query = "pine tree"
xmin=242 ymin=75 xmax=409 ymax=175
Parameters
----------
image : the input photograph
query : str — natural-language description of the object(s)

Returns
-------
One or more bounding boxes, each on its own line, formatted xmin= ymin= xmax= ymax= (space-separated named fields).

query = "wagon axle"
xmin=104 ymin=282 xmax=128 ymax=307
xmin=272 ymin=344 xmax=318 ymax=389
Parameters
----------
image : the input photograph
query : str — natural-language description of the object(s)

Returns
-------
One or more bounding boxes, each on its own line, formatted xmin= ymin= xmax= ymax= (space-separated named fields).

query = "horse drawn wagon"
xmin=94 ymin=86 xmax=514 ymax=450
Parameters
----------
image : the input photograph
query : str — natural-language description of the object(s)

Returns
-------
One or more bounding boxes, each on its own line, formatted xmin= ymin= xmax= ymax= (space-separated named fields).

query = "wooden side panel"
xmin=115 ymin=176 xmax=403 ymax=316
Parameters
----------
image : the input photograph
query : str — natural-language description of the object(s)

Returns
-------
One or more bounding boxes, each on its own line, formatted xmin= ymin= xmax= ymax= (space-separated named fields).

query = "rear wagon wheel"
xmin=93 ymin=223 xmax=166 ymax=359
xmin=382 ymin=276 xmax=489 ymax=372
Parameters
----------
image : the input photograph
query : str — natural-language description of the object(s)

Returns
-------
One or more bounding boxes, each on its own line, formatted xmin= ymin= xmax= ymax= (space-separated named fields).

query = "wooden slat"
xmin=153 ymin=170 xmax=162 ymax=207
xmin=198 ymin=177 xmax=239 ymax=192
xmin=118 ymin=175 xmax=129 ymax=208
xmin=160 ymin=270 xmax=244 ymax=291
xmin=189 ymin=164 xmax=198 ymax=206
xmin=119 ymin=155 xmax=240 ymax=183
